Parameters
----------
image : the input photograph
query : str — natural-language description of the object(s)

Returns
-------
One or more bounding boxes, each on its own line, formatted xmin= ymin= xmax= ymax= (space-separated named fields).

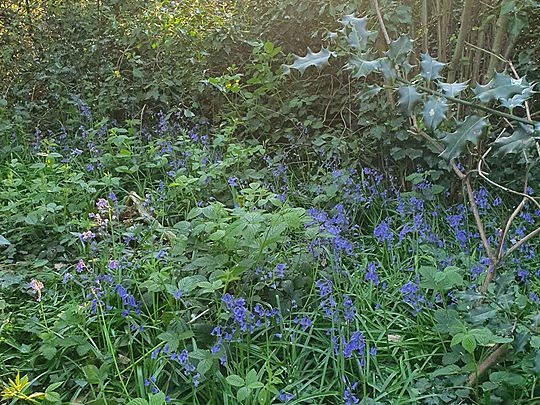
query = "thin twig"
xmin=468 ymin=344 xmax=508 ymax=386
xmin=503 ymin=226 xmax=540 ymax=259
xmin=370 ymin=0 xmax=391 ymax=45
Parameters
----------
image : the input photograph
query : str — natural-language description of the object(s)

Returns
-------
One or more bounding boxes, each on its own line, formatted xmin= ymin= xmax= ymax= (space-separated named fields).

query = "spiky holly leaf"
xmin=378 ymin=58 xmax=397 ymax=80
xmin=440 ymin=115 xmax=487 ymax=160
xmin=472 ymin=72 xmax=529 ymax=103
xmin=346 ymin=54 xmax=380 ymax=78
xmin=283 ymin=47 xmax=335 ymax=75
xmin=499 ymin=86 xmax=534 ymax=110
xmin=494 ymin=124 xmax=537 ymax=155
xmin=420 ymin=54 xmax=445 ymax=81
xmin=423 ymin=96 xmax=448 ymax=130
xmin=386 ymin=35 xmax=413 ymax=63
xmin=340 ymin=15 xmax=374 ymax=50
xmin=398 ymin=86 xmax=422 ymax=116
xmin=436 ymin=81 xmax=468 ymax=97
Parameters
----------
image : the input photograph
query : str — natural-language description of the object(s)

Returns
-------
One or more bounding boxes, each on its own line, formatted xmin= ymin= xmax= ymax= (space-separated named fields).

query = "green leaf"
xmin=490 ymin=371 xmax=525 ymax=386
xmin=472 ymin=72 xmax=530 ymax=103
xmin=436 ymin=81 xmax=468 ymax=97
xmin=423 ymin=96 xmax=448 ymax=129
xmin=226 ymin=374 xmax=245 ymax=387
xmin=237 ymin=386 xmax=250 ymax=402
xmin=494 ymin=124 xmax=537 ymax=155
xmin=386 ymin=35 xmax=413 ymax=62
xmin=440 ymin=115 xmax=487 ymax=160
xmin=149 ymin=392 xmax=166 ymax=405
xmin=461 ymin=334 xmax=477 ymax=353
xmin=398 ymin=86 xmax=422 ymax=116
xmin=127 ymin=399 xmax=149 ymax=405
xmin=420 ymin=54 xmax=445 ymax=81
xmin=82 ymin=364 xmax=101 ymax=384
xmin=530 ymin=336 xmax=540 ymax=349
xmin=0 ymin=234 xmax=10 ymax=245
xmin=434 ymin=309 xmax=463 ymax=335
xmin=40 ymin=344 xmax=57 ymax=360
xmin=499 ymin=86 xmax=533 ymax=109
xmin=283 ymin=47 xmax=335 ymax=75
xmin=347 ymin=54 xmax=380 ymax=78
xmin=430 ymin=364 xmax=461 ymax=378
xmin=245 ymin=369 xmax=258 ymax=386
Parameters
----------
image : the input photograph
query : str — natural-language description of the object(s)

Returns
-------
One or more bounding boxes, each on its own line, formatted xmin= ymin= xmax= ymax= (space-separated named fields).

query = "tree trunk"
xmin=447 ymin=0 xmax=475 ymax=82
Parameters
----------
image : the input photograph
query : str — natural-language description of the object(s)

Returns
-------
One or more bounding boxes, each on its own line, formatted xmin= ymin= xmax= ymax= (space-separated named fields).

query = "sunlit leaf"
xmin=473 ymin=72 xmax=530 ymax=103
xmin=494 ymin=124 xmax=537 ymax=155
xmin=283 ymin=47 xmax=335 ymax=75
xmin=423 ymin=96 xmax=448 ymax=129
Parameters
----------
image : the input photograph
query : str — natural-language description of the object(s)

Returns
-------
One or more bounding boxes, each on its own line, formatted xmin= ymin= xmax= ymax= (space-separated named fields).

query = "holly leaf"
xmin=386 ymin=35 xmax=413 ymax=62
xmin=499 ymin=86 xmax=534 ymax=110
xmin=423 ymin=96 xmax=448 ymax=129
xmin=420 ymin=54 xmax=445 ymax=81
xmin=440 ymin=115 xmax=487 ymax=160
xmin=283 ymin=47 xmax=335 ymax=75
xmin=436 ymin=80 xmax=468 ymax=97
xmin=472 ymin=72 xmax=529 ymax=103
xmin=340 ymin=15 xmax=374 ymax=50
xmin=346 ymin=54 xmax=380 ymax=78
xmin=378 ymin=58 xmax=397 ymax=80
xmin=0 ymin=234 xmax=10 ymax=245
xmin=494 ymin=124 xmax=537 ymax=155
xmin=398 ymin=86 xmax=422 ymax=116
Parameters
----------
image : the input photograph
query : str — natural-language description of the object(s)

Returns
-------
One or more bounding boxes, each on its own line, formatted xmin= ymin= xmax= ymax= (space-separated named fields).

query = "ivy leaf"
xmin=282 ymin=47 xmax=335 ymax=75
xmin=423 ymin=96 xmax=448 ymax=129
xmin=472 ymin=72 xmax=529 ymax=103
xmin=494 ymin=124 xmax=537 ymax=155
xmin=346 ymin=54 xmax=380 ymax=78
xmin=340 ymin=15 xmax=373 ymax=50
xmin=436 ymin=81 xmax=468 ymax=97
xmin=440 ymin=115 xmax=487 ymax=160
xmin=420 ymin=54 xmax=445 ymax=81
xmin=398 ymin=86 xmax=421 ymax=116
xmin=386 ymin=35 xmax=413 ymax=63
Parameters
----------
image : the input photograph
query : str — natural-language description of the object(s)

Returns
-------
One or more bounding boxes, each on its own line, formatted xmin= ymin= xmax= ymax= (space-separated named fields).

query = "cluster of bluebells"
xmin=210 ymin=293 xmax=280 ymax=361
xmin=314 ymin=279 xmax=357 ymax=323
xmin=255 ymin=263 xmax=286 ymax=289
xmin=307 ymin=204 xmax=356 ymax=265
xmin=400 ymin=277 xmax=426 ymax=316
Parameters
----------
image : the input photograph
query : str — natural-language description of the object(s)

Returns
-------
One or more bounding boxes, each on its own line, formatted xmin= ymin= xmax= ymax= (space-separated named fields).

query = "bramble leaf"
xmin=440 ymin=115 xmax=487 ymax=160
xmin=398 ymin=86 xmax=422 ymax=116
xmin=436 ymin=81 xmax=468 ymax=97
xmin=283 ymin=47 xmax=335 ymax=75
xmin=423 ymin=96 xmax=448 ymax=129
xmin=420 ymin=54 xmax=445 ymax=81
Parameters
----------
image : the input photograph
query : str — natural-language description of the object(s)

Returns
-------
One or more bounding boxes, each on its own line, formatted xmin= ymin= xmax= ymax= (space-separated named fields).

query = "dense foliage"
xmin=1 ymin=1 xmax=540 ymax=404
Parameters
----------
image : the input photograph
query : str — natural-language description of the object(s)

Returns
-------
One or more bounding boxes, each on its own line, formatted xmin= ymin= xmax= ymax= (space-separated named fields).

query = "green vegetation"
xmin=1 ymin=1 xmax=539 ymax=404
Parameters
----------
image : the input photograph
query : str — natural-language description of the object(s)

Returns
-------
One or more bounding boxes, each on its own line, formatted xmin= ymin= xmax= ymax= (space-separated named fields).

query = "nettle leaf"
xmin=283 ymin=47 xmax=335 ymax=75
xmin=436 ymin=80 xmax=468 ymax=97
xmin=440 ymin=115 xmax=487 ymax=160
xmin=386 ymin=35 xmax=413 ymax=62
xmin=420 ymin=54 xmax=445 ymax=81
xmin=494 ymin=124 xmax=537 ymax=155
xmin=423 ymin=96 xmax=448 ymax=130
xmin=472 ymin=72 xmax=530 ymax=103
xmin=398 ymin=86 xmax=422 ymax=116
xmin=347 ymin=54 xmax=380 ymax=78
xmin=340 ymin=15 xmax=373 ymax=50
